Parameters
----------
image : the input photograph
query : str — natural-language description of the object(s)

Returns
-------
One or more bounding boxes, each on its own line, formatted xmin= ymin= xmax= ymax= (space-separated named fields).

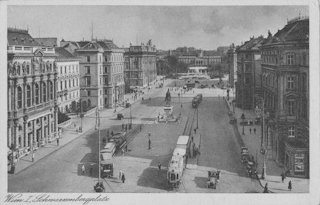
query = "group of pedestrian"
xmin=263 ymin=172 xmax=292 ymax=193
xmin=249 ymin=127 xmax=257 ymax=134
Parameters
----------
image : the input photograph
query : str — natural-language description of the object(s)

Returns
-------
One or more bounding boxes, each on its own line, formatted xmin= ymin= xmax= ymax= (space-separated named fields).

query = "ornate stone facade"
xmin=7 ymin=28 xmax=59 ymax=160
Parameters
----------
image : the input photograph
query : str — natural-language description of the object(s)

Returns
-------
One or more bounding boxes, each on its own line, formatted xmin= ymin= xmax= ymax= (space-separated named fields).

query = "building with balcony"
xmin=55 ymin=47 xmax=80 ymax=113
xmin=7 ymin=28 xmax=59 ymax=158
xmin=236 ymin=36 xmax=265 ymax=110
xmin=124 ymin=41 xmax=157 ymax=93
xmin=259 ymin=16 xmax=309 ymax=178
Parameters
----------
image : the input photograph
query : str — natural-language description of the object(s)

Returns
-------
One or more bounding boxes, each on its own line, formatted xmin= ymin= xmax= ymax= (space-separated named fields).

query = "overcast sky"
xmin=8 ymin=5 xmax=308 ymax=50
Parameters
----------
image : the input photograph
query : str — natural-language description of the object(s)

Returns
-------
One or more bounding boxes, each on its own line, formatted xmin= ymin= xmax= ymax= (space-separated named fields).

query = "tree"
xmin=70 ymin=101 xmax=77 ymax=113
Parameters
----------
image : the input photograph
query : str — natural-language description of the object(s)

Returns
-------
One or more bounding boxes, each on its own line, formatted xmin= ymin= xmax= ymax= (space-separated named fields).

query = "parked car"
xmin=117 ymin=113 xmax=124 ymax=120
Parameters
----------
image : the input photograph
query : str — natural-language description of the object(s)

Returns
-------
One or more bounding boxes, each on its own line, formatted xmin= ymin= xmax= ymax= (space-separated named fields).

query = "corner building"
xmin=7 ymin=28 xmax=59 ymax=157
xmin=260 ymin=17 xmax=309 ymax=178
xmin=124 ymin=43 xmax=157 ymax=92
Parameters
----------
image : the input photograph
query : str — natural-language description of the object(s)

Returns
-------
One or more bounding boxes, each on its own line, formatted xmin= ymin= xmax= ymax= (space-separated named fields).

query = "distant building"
xmin=124 ymin=41 xmax=157 ymax=92
xmin=55 ymin=47 xmax=80 ymax=113
xmin=7 ymin=28 xmax=59 ymax=158
xmin=259 ymin=16 xmax=309 ymax=178
xmin=236 ymin=36 xmax=265 ymax=110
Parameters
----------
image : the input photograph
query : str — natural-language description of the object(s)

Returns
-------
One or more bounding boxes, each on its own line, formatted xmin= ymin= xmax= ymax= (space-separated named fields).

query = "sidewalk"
xmin=9 ymin=79 xmax=170 ymax=176
xmin=224 ymin=95 xmax=309 ymax=193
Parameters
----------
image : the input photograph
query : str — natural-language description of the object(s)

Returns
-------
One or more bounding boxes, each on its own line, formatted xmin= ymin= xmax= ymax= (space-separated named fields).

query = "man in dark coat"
xmin=263 ymin=183 xmax=268 ymax=193
xmin=288 ymin=181 xmax=292 ymax=191
xmin=121 ymin=173 xmax=126 ymax=183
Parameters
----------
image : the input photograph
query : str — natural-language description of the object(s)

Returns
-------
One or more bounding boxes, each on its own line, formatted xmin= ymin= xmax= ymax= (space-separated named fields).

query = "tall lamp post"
xmin=129 ymin=104 xmax=132 ymax=130
xmin=255 ymin=94 xmax=266 ymax=179
xmin=241 ymin=113 xmax=245 ymax=135
xmin=196 ymin=106 xmax=199 ymax=130
xmin=80 ymin=99 xmax=83 ymax=132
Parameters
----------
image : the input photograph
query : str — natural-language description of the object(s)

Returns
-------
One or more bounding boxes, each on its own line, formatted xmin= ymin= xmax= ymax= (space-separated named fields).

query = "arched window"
xmin=35 ymin=83 xmax=39 ymax=104
xmin=26 ymin=85 xmax=31 ymax=107
xmin=17 ymin=86 xmax=22 ymax=109
xmin=42 ymin=82 xmax=46 ymax=102
xmin=49 ymin=81 xmax=53 ymax=100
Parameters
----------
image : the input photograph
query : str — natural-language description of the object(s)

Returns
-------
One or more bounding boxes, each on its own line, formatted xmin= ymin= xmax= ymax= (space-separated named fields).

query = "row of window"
xmin=262 ymin=52 xmax=307 ymax=66
xmin=86 ymin=54 xmax=124 ymax=63
xmin=59 ymin=91 xmax=79 ymax=103
xmin=59 ymin=64 xmax=79 ymax=75
xmin=16 ymin=81 xmax=54 ymax=109
xmin=59 ymin=78 xmax=79 ymax=91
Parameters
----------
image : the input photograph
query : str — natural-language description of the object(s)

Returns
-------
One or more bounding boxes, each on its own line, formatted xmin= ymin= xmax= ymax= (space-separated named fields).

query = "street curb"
xmin=223 ymin=98 xmax=268 ymax=192
xmin=12 ymin=127 xmax=95 ymax=175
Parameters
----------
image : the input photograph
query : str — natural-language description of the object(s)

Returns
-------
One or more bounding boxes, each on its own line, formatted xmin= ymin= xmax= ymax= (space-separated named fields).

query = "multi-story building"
xmin=96 ymin=40 xmax=125 ymax=109
xmin=236 ymin=36 xmax=265 ymax=110
xmin=61 ymin=39 xmax=125 ymax=110
xmin=178 ymin=54 xmax=221 ymax=66
xmin=259 ymin=16 xmax=309 ymax=178
xmin=227 ymin=44 xmax=237 ymax=88
xmin=124 ymin=41 xmax=157 ymax=92
xmin=7 ymin=28 xmax=59 ymax=158
xmin=55 ymin=47 xmax=81 ymax=113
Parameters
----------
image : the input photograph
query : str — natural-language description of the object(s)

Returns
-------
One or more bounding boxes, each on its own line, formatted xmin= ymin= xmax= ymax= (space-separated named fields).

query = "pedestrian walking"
xmin=121 ymin=173 xmax=126 ymax=183
xmin=281 ymin=172 xmax=286 ymax=183
xmin=288 ymin=181 xmax=292 ymax=191
xmin=194 ymin=128 xmax=196 ymax=134
xmin=57 ymin=138 xmax=59 ymax=146
xmin=148 ymin=139 xmax=151 ymax=150
xmin=253 ymin=127 xmax=256 ymax=134
xmin=263 ymin=183 xmax=268 ymax=193
xmin=32 ymin=152 xmax=35 ymax=162
xmin=111 ymin=131 xmax=114 ymax=137
xmin=119 ymin=169 xmax=123 ymax=179
xmin=249 ymin=128 xmax=252 ymax=134
xmin=158 ymin=162 xmax=161 ymax=170
xmin=89 ymin=164 xmax=93 ymax=176
xmin=81 ymin=164 xmax=85 ymax=175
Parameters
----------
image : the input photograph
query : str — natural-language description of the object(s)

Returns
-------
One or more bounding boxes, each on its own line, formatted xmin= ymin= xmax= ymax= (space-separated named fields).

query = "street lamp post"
xmin=129 ymin=104 xmax=132 ymax=130
xmin=255 ymin=94 xmax=267 ymax=179
xmin=241 ymin=113 xmax=245 ymax=135
xmin=196 ymin=106 xmax=199 ymax=130
xmin=80 ymin=99 xmax=83 ymax=132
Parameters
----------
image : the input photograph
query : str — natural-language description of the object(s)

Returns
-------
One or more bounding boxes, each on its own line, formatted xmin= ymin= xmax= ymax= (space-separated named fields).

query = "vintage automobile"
xmin=207 ymin=171 xmax=219 ymax=189
xmin=117 ymin=113 xmax=124 ymax=120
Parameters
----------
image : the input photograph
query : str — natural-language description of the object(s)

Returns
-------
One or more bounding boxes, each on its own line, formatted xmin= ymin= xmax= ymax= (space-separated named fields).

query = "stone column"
xmin=41 ymin=117 xmax=45 ymax=145
xmin=39 ymin=79 xmax=43 ymax=104
xmin=8 ymin=84 xmax=11 ymax=111
xmin=8 ymin=121 xmax=12 ymax=148
xmin=14 ymin=121 xmax=19 ymax=149
xmin=23 ymin=83 xmax=27 ymax=109
xmin=32 ymin=120 xmax=36 ymax=149
xmin=23 ymin=121 xmax=27 ymax=148
xmin=47 ymin=114 xmax=51 ymax=143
